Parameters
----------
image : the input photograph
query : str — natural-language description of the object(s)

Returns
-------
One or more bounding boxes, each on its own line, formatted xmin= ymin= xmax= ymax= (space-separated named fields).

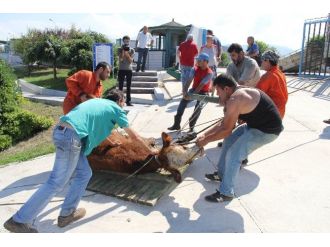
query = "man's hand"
xmin=196 ymin=134 xmax=208 ymax=148
xmin=106 ymin=137 xmax=122 ymax=147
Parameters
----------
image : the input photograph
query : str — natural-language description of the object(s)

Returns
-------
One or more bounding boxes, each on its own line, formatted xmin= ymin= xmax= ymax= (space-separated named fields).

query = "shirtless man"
xmin=196 ymin=74 xmax=283 ymax=203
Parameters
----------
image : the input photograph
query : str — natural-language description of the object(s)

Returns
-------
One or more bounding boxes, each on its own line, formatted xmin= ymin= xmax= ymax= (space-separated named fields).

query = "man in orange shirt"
xmin=63 ymin=62 xmax=111 ymax=114
xmin=256 ymin=51 xmax=288 ymax=119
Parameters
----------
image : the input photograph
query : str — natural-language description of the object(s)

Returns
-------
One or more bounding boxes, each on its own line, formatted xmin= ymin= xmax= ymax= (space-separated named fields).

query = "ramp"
xmin=86 ymin=164 xmax=190 ymax=206
xmin=279 ymin=50 xmax=301 ymax=73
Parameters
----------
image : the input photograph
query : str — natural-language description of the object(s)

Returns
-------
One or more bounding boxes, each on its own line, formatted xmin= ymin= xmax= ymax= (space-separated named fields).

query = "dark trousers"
xmin=175 ymin=90 xmax=208 ymax=129
xmin=136 ymin=48 xmax=148 ymax=72
xmin=118 ymin=70 xmax=133 ymax=103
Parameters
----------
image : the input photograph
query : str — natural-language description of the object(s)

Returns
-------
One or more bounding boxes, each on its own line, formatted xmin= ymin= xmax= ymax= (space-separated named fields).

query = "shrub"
xmin=0 ymin=135 xmax=12 ymax=151
xmin=0 ymin=59 xmax=20 ymax=117
xmin=2 ymin=110 xmax=53 ymax=143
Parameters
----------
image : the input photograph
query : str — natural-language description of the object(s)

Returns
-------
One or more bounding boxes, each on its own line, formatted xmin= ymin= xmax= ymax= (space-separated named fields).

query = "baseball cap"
xmin=195 ymin=53 xmax=209 ymax=61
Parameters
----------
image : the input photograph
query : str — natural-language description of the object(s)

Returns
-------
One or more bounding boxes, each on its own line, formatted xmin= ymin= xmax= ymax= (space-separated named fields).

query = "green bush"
xmin=2 ymin=110 xmax=53 ymax=143
xmin=0 ymin=59 xmax=20 ymax=117
xmin=0 ymin=135 xmax=12 ymax=151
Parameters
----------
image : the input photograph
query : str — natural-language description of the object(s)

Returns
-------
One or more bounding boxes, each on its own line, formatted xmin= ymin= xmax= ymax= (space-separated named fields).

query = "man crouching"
xmin=196 ymin=74 xmax=283 ymax=202
xmin=3 ymin=89 xmax=155 ymax=233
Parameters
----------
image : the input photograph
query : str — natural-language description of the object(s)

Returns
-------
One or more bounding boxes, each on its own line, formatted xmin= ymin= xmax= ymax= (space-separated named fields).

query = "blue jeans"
xmin=136 ymin=48 xmax=148 ymax=72
xmin=217 ymin=124 xmax=279 ymax=197
xmin=180 ymin=65 xmax=193 ymax=90
xmin=175 ymin=88 xmax=208 ymax=129
xmin=13 ymin=125 xmax=92 ymax=224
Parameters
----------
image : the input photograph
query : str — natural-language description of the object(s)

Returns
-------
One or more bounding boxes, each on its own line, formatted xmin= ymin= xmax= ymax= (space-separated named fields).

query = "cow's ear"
xmin=161 ymin=132 xmax=172 ymax=147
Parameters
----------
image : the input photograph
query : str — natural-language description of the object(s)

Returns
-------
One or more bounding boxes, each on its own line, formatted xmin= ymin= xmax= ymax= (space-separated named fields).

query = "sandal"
xmin=204 ymin=190 xmax=233 ymax=203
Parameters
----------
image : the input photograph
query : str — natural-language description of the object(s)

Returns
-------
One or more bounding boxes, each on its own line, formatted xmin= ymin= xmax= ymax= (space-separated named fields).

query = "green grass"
xmin=14 ymin=67 xmax=117 ymax=92
xmin=0 ymin=100 xmax=62 ymax=166
xmin=0 ymin=67 xmax=118 ymax=166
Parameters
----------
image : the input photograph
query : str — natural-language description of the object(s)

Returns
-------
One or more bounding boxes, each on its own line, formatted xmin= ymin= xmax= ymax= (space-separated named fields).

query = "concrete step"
xmin=124 ymin=88 xmax=154 ymax=94
xmin=132 ymin=76 xmax=158 ymax=82
xmin=123 ymin=81 xmax=158 ymax=88
xmin=133 ymin=71 xmax=157 ymax=76
xmin=129 ymin=94 xmax=154 ymax=105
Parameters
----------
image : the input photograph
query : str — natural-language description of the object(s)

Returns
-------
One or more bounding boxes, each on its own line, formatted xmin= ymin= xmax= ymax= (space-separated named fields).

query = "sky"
xmin=0 ymin=0 xmax=329 ymax=54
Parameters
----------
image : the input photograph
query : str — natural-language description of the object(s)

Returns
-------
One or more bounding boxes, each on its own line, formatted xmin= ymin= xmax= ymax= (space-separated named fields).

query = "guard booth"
xmin=148 ymin=19 xmax=191 ymax=69
xmin=299 ymin=14 xmax=330 ymax=77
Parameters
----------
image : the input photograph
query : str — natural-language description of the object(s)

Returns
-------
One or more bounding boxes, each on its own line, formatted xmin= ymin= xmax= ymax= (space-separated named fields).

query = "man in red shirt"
xmin=177 ymin=34 xmax=199 ymax=93
xmin=63 ymin=62 xmax=111 ymax=114
xmin=256 ymin=51 xmax=288 ymax=119
xmin=168 ymin=53 xmax=213 ymax=133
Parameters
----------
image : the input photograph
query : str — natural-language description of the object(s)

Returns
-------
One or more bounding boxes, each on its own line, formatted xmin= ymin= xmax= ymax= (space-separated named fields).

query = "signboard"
xmin=92 ymin=43 xmax=113 ymax=71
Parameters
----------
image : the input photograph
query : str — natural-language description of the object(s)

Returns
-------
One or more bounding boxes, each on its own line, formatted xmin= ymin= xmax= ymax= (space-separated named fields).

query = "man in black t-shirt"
xmin=196 ymin=74 xmax=283 ymax=203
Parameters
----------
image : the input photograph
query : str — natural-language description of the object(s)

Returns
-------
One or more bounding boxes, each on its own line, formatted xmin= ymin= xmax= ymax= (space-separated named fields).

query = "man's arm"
xmin=66 ymin=71 xmax=88 ymax=101
xmin=239 ymin=62 xmax=258 ymax=85
xmin=196 ymin=97 xmax=240 ymax=147
xmin=149 ymin=33 xmax=154 ymax=47
xmin=191 ymin=72 xmax=212 ymax=94
xmin=123 ymin=127 xmax=158 ymax=155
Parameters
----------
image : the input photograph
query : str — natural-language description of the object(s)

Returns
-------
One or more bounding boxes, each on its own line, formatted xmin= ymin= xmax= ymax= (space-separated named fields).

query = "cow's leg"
xmin=164 ymin=166 xmax=182 ymax=183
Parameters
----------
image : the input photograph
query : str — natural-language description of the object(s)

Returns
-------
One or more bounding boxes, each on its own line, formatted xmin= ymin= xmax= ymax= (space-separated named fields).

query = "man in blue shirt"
xmin=246 ymin=36 xmax=261 ymax=66
xmin=3 ymin=89 xmax=154 ymax=233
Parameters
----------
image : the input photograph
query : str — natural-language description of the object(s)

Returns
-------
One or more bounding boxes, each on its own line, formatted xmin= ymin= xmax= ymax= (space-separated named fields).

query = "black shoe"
xmin=217 ymin=142 xmax=223 ymax=147
xmin=205 ymin=171 xmax=222 ymax=182
xmin=141 ymin=70 xmax=145 ymax=72
xmin=205 ymin=190 xmax=233 ymax=203
xmin=241 ymin=158 xmax=248 ymax=166
xmin=168 ymin=125 xmax=181 ymax=131
xmin=3 ymin=217 xmax=38 ymax=233
xmin=126 ymin=102 xmax=133 ymax=106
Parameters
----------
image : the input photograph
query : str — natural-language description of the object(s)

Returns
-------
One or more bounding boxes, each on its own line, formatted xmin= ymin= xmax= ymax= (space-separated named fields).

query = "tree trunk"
xmin=53 ymin=61 xmax=57 ymax=79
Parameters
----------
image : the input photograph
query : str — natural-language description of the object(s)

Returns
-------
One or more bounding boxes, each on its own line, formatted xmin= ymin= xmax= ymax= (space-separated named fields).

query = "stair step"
xmin=124 ymin=88 xmax=154 ymax=94
xmin=132 ymin=76 xmax=158 ymax=82
xmin=133 ymin=71 xmax=157 ymax=76
xmin=123 ymin=81 xmax=158 ymax=88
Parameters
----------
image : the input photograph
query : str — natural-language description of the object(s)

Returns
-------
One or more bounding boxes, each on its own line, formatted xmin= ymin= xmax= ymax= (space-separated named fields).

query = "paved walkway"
xmin=1 ymin=76 xmax=330 ymax=232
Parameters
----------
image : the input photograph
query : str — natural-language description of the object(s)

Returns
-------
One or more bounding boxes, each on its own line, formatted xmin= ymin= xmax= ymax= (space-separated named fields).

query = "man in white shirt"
xmin=135 ymin=26 xmax=154 ymax=72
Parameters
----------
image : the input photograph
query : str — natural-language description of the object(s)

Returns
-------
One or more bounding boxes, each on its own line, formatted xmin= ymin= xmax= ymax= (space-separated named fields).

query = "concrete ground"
xmin=1 ymin=76 xmax=330 ymax=233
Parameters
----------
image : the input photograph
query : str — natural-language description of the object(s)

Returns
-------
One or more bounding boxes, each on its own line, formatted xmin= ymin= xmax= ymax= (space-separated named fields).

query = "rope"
xmin=172 ymin=94 xmax=209 ymax=141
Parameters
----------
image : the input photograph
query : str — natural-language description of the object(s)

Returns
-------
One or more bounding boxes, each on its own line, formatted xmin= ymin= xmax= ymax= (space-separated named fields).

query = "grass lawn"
xmin=0 ymin=100 xmax=62 ymax=166
xmin=0 ymin=67 xmax=117 ymax=166
xmin=14 ymin=67 xmax=117 ymax=92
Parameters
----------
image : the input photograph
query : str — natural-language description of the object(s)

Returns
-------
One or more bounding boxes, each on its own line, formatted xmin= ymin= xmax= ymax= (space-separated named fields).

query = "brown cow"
xmin=88 ymin=131 xmax=202 ymax=183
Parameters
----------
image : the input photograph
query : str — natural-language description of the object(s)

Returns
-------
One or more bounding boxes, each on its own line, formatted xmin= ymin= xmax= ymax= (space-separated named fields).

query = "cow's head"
xmin=156 ymin=132 xmax=203 ymax=182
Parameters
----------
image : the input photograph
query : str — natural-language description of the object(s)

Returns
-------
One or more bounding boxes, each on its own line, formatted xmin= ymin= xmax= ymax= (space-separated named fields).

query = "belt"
xmin=58 ymin=121 xmax=73 ymax=130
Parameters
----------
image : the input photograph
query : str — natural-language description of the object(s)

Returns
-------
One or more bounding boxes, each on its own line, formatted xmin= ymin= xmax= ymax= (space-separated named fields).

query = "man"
xmin=226 ymin=43 xmax=261 ymax=88
xmin=118 ymin=35 xmax=135 ymax=106
xmin=63 ymin=62 xmax=111 ymax=114
xmin=256 ymin=50 xmax=288 ymax=119
xmin=207 ymin=29 xmax=222 ymax=63
xmin=177 ymin=34 xmax=198 ymax=93
xmin=3 ymin=89 xmax=156 ymax=233
xmin=246 ymin=36 xmax=261 ymax=66
xmin=197 ymin=74 xmax=283 ymax=203
xmin=200 ymin=35 xmax=218 ymax=82
xmin=135 ymin=26 xmax=154 ymax=72
xmin=168 ymin=53 xmax=213 ymax=133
